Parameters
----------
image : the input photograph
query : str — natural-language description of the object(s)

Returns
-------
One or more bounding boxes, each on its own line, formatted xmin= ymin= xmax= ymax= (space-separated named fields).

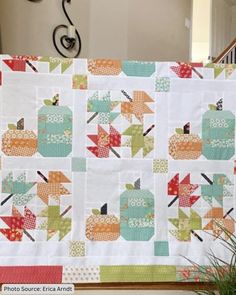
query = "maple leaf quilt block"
xmin=86 ymin=90 xmax=155 ymax=158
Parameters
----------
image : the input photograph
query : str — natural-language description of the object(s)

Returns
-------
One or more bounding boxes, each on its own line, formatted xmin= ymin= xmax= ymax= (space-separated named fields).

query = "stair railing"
xmin=213 ymin=38 xmax=236 ymax=63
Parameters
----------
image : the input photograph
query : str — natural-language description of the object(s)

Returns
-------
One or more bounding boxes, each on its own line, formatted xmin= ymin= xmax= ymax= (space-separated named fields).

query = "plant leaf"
xmin=175 ymin=128 xmax=184 ymax=134
xmin=208 ymin=104 xmax=217 ymax=111
xmin=126 ymin=184 xmax=134 ymax=190
xmin=44 ymin=99 xmax=53 ymax=106
xmin=185 ymin=222 xmax=236 ymax=294
xmin=92 ymin=209 xmax=101 ymax=215
xmin=8 ymin=124 xmax=17 ymax=130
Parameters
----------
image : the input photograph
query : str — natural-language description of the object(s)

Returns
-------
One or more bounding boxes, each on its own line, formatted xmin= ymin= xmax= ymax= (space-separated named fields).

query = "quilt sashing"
xmin=0 ymin=55 xmax=236 ymax=284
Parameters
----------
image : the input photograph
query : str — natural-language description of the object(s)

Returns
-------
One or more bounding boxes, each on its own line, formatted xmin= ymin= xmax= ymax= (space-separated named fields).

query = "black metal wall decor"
xmin=28 ymin=0 xmax=82 ymax=58
xmin=53 ymin=0 xmax=82 ymax=58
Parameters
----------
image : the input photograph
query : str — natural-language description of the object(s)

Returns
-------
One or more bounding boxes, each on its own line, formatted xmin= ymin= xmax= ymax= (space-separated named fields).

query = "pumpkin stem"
xmin=183 ymin=122 xmax=190 ymax=134
xmin=52 ymin=94 xmax=59 ymax=106
xmin=101 ymin=203 xmax=107 ymax=215
xmin=216 ymin=98 xmax=223 ymax=111
xmin=17 ymin=118 xmax=24 ymax=130
xmin=134 ymin=178 xmax=141 ymax=190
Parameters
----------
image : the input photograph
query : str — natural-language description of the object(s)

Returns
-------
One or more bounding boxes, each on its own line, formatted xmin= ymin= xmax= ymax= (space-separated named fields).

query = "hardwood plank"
xmin=73 ymin=282 xmax=215 ymax=290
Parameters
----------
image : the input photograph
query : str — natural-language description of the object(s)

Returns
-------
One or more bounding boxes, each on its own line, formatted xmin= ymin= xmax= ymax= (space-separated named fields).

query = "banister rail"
xmin=213 ymin=38 xmax=236 ymax=63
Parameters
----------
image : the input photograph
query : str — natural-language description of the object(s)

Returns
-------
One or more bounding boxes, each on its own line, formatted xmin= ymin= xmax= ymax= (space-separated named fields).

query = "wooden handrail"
xmin=213 ymin=38 xmax=236 ymax=63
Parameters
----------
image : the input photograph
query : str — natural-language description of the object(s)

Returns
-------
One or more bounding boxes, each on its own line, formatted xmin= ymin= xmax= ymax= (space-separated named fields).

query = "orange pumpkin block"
xmin=2 ymin=118 xmax=37 ymax=157
xmin=88 ymin=59 xmax=122 ymax=75
xmin=169 ymin=123 xmax=202 ymax=160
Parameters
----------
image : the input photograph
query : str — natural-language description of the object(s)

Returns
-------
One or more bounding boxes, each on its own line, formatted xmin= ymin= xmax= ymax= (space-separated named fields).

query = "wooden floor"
xmin=0 ymin=282 xmax=215 ymax=291
xmin=74 ymin=282 xmax=215 ymax=290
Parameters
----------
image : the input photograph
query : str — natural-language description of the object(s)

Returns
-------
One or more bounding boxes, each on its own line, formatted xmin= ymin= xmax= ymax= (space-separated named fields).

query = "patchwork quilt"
xmin=0 ymin=56 xmax=235 ymax=283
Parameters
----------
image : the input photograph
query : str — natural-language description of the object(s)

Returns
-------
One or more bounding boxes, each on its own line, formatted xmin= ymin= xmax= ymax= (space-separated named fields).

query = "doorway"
xmin=191 ymin=0 xmax=235 ymax=63
xmin=191 ymin=0 xmax=211 ymax=62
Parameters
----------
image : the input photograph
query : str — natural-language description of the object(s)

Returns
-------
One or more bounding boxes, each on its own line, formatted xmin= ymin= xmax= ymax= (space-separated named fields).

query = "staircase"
xmin=213 ymin=38 xmax=236 ymax=63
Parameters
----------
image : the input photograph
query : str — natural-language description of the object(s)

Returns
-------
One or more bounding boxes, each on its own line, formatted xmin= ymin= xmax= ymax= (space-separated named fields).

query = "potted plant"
xmin=188 ymin=225 xmax=236 ymax=294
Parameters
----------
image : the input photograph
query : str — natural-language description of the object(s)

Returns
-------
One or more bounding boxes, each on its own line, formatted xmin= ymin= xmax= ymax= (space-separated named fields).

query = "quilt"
xmin=0 ymin=55 xmax=236 ymax=284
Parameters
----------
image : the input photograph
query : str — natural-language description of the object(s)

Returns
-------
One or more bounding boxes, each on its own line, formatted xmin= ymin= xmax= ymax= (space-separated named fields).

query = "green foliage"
xmin=191 ymin=224 xmax=236 ymax=295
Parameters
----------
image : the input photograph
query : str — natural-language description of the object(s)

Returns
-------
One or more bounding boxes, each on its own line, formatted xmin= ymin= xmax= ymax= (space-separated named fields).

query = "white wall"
xmin=0 ymin=0 xmax=191 ymax=61
xmin=88 ymin=0 xmax=128 ymax=59
xmin=231 ymin=5 xmax=236 ymax=40
xmin=191 ymin=0 xmax=236 ymax=62
xmin=211 ymin=0 xmax=233 ymax=58
xmin=127 ymin=0 xmax=191 ymax=61
xmin=0 ymin=0 xmax=90 ymax=57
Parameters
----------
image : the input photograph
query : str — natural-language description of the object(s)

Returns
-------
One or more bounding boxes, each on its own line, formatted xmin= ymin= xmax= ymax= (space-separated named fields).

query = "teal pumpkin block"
xmin=38 ymin=106 xmax=72 ymax=157
xmin=120 ymin=189 xmax=154 ymax=241
xmin=202 ymin=110 xmax=235 ymax=160
xmin=72 ymin=157 xmax=87 ymax=172
xmin=122 ymin=61 xmax=155 ymax=77
xmin=154 ymin=241 xmax=169 ymax=256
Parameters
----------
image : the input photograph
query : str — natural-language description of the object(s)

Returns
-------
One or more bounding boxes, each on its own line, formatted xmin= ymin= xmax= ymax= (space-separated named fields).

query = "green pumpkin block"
xmin=202 ymin=99 xmax=235 ymax=160
xmin=38 ymin=94 xmax=72 ymax=157
xmin=120 ymin=179 xmax=155 ymax=241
